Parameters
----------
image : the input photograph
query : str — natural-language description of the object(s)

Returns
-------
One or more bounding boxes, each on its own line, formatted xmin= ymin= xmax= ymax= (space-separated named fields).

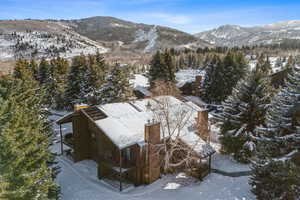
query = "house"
xmin=56 ymin=96 xmax=215 ymax=191
xmin=175 ymin=69 xmax=204 ymax=96
xmin=130 ymin=74 xmax=152 ymax=99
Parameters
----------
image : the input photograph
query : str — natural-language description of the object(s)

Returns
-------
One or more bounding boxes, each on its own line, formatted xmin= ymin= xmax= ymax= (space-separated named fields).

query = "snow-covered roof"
xmin=94 ymin=96 xmax=215 ymax=156
xmin=175 ymin=69 xmax=205 ymax=88
xmin=57 ymin=96 xmax=215 ymax=155
xmin=134 ymin=86 xmax=152 ymax=97
xmin=130 ymin=74 xmax=152 ymax=97
xmin=130 ymin=74 xmax=149 ymax=88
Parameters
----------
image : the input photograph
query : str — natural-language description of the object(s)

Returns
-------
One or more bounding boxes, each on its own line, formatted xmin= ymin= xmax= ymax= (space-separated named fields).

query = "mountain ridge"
xmin=195 ymin=20 xmax=300 ymax=47
xmin=0 ymin=16 xmax=212 ymax=61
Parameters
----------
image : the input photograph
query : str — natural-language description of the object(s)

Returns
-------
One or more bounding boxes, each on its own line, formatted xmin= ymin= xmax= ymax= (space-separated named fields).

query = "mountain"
xmin=0 ymin=17 xmax=211 ymax=61
xmin=195 ymin=20 xmax=300 ymax=47
xmin=0 ymin=20 xmax=108 ymax=61
xmin=62 ymin=16 xmax=211 ymax=53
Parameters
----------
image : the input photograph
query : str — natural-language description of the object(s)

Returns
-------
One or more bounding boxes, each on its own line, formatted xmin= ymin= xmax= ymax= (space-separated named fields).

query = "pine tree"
xmin=201 ymin=52 xmax=247 ymax=104
xmin=286 ymin=55 xmax=295 ymax=69
xmin=28 ymin=59 xmax=39 ymax=80
xmin=84 ymin=53 xmax=108 ymax=105
xmin=98 ymin=64 xmax=133 ymax=104
xmin=0 ymin=75 xmax=59 ymax=199
xmin=50 ymin=57 xmax=69 ymax=109
xmin=250 ymin=66 xmax=300 ymax=199
xmin=13 ymin=59 xmax=31 ymax=80
xmin=201 ymin=55 xmax=223 ymax=103
xmin=256 ymin=54 xmax=272 ymax=75
xmin=212 ymin=71 xmax=271 ymax=163
xmin=64 ymin=55 xmax=87 ymax=109
xmin=38 ymin=58 xmax=51 ymax=85
xmin=149 ymin=51 xmax=168 ymax=87
xmin=163 ymin=50 xmax=176 ymax=83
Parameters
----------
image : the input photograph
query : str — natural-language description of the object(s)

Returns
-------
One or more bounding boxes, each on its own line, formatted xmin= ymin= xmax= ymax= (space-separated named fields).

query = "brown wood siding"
xmin=144 ymin=123 xmax=161 ymax=184
xmin=73 ymin=114 xmax=91 ymax=162
xmin=72 ymin=112 xmax=147 ymax=186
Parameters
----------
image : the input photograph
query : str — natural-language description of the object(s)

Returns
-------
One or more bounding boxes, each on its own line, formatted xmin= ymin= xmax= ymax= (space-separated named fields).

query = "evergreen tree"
xmin=50 ymin=57 xmax=69 ymax=109
xmin=64 ymin=55 xmax=87 ymax=109
xmin=256 ymin=54 xmax=272 ymax=75
xmin=28 ymin=59 xmax=39 ymax=80
xmin=201 ymin=52 xmax=247 ymax=104
xmin=201 ymin=55 xmax=223 ymax=103
xmin=163 ymin=50 xmax=176 ymax=83
xmin=13 ymin=59 xmax=31 ymax=80
xmin=0 ymin=75 xmax=59 ymax=199
xmin=38 ymin=58 xmax=51 ymax=85
xmin=98 ymin=64 xmax=132 ymax=104
xmin=251 ymin=66 xmax=300 ymax=199
xmin=149 ymin=51 xmax=168 ymax=87
xmin=213 ymin=71 xmax=271 ymax=163
xmin=84 ymin=53 xmax=108 ymax=105
xmin=286 ymin=55 xmax=295 ymax=69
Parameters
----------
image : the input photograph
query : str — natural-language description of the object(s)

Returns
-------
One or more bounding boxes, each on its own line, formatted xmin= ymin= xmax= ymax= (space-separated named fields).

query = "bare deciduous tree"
xmin=148 ymin=85 xmax=208 ymax=173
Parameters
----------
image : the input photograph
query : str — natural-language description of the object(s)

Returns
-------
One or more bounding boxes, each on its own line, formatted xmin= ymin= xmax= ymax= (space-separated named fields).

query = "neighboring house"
xmin=57 ymin=96 xmax=215 ymax=191
xmin=175 ymin=69 xmax=204 ymax=96
xmin=130 ymin=74 xmax=152 ymax=99
xmin=178 ymin=75 xmax=203 ymax=96
xmin=133 ymin=85 xmax=152 ymax=99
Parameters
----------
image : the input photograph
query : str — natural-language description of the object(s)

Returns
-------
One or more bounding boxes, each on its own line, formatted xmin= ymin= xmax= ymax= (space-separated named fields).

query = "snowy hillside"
xmin=0 ymin=21 xmax=108 ymax=60
xmin=196 ymin=20 xmax=300 ymax=47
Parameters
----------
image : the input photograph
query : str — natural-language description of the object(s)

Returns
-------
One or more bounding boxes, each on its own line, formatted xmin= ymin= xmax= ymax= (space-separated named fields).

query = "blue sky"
xmin=1 ymin=0 xmax=300 ymax=33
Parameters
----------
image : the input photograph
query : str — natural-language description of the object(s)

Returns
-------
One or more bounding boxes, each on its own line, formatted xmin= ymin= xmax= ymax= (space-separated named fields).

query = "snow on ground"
xmin=248 ymin=57 xmax=287 ymax=74
xmin=134 ymin=26 xmax=158 ymax=53
xmin=175 ymin=69 xmax=204 ymax=87
xmin=57 ymin=155 xmax=254 ymax=200
xmin=212 ymin=153 xmax=251 ymax=173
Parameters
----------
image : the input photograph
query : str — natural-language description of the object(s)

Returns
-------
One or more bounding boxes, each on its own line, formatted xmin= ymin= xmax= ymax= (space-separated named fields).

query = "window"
xmin=125 ymin=148 xmax=131 ymax=161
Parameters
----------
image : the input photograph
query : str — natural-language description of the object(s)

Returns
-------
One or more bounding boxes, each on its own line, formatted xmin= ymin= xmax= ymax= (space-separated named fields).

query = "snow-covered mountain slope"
xmin=62 ymin=16 xmax=212 ymax=53
xmin=0 ymin=17 xmax=212 ymax=60
xmin=195 ymin=20 xmax=300 ymax=47
xmin=0 ymin=20 xmax=108 ymax=60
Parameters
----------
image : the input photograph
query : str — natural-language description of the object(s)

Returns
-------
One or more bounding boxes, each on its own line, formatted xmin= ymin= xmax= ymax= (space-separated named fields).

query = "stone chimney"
xmin=194 ymin=75 xmax=202 ymax=96
xmin=197 ymin=109 xmax=209 ymax=142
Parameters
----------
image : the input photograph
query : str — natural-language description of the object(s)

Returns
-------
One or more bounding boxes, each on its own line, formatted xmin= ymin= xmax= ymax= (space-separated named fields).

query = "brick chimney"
xmin=194 ymin=75 xmax=202 ymax=96
xmin=74 ymin=104 xmax=89 ymax=111
xmin=144 ymin=121 xmax=161 ymax=184
xmin=197 ymin=109 xmax=209 ymax=142
xmin=144 ymin=121 xmax=160 ymax=145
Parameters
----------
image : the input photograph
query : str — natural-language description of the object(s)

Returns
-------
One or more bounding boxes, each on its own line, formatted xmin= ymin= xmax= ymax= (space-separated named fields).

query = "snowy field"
xmin=49 ymin=111 xmax=255 ymax=200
